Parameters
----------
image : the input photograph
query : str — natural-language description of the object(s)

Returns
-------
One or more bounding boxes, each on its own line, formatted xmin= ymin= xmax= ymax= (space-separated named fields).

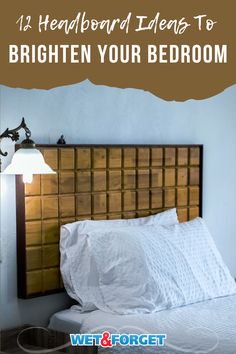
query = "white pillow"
xmin=60 ymin=208 xmax=178 ymax=311
xmin=61 ymin=208 xmax=178 ymax=242
xmin=73 ymin=218 xmax=236 ymax=314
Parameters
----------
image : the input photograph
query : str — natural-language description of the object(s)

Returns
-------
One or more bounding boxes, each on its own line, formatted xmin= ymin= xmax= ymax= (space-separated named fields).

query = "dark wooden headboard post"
xmin=16 ymin=144 xmax=203 ymax=298
xmin=16 ymin=175 xmax=27 ymax=298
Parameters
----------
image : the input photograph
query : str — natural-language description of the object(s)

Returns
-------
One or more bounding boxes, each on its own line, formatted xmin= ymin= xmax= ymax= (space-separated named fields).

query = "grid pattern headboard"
xmin=16 ymin=144 xmax=203 ymax=298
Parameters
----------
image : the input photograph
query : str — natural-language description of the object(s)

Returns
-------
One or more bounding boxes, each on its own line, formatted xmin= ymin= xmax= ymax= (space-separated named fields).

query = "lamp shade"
xmin=2 ymin=147 xmax=55 ymax=183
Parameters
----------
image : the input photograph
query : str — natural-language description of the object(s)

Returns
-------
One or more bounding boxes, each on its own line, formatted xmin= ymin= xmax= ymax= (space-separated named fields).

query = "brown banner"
xmin=0 ymin=0 xmax=235 ymax=101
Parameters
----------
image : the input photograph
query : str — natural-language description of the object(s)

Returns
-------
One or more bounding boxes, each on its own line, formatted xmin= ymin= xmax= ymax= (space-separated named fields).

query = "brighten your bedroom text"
xmin=9 ymin=44 xmax=227 ymax=64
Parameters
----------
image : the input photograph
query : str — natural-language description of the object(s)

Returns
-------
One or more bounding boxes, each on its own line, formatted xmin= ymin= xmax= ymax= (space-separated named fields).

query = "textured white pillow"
xmin=60 ymin=208 xmax=178 ymax=311
xmin=82 ymin=218 xmax=236 ymax=314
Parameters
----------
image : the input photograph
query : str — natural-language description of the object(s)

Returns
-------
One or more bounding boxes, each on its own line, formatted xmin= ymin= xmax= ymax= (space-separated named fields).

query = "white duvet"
xmin=49 ymin=294 xmax=236 ymax=354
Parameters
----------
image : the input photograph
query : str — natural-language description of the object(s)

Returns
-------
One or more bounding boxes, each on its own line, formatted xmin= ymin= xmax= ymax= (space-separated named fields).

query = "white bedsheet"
xmin=49 ymin=294 xmax=236 ymax=353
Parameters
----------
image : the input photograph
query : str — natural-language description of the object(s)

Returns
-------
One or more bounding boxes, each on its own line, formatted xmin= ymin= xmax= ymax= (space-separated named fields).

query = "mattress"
xmin=49 ymin=294 xmax=236 ymax=353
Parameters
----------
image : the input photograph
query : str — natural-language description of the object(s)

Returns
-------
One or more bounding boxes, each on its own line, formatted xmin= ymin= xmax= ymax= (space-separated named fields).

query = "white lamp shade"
xmin=1 ymin=148 xmax=55 ymax=175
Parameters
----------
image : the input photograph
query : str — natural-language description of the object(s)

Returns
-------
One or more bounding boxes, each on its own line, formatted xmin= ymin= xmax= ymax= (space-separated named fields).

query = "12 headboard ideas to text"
xmin=16 ymin=145 xmax=203 ymax=298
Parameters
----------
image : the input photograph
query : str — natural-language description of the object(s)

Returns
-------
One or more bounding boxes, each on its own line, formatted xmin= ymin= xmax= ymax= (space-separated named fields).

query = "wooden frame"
xmin=16 ymin=144 xmax=203 ymax=299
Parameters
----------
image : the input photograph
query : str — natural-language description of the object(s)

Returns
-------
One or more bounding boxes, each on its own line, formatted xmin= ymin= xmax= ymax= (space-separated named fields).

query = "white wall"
xmin=1 ymin=80 xmax=236 ymax=329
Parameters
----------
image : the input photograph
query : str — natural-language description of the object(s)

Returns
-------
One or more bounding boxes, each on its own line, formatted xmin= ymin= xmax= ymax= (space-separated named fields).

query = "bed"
xmin=47 ymin=211 xmax=236 ymax=354
xmin=16 ymin=144 xmax=236 ymax=353
xmin=49 ymin=294 xmax=236 ymax=353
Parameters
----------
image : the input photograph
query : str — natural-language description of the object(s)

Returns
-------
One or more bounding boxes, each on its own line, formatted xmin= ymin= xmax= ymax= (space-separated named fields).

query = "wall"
xmin=0 ymin=80 xmax=236 ymax=329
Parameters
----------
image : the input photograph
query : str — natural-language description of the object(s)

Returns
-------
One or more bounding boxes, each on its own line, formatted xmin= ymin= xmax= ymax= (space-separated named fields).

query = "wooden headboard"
xmin=16 ymin=144 xmax=203 ymax=298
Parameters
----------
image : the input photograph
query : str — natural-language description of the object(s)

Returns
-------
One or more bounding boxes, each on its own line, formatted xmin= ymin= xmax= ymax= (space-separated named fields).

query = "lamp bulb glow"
xmin=23 ymin=173 xmax=33 ymax=184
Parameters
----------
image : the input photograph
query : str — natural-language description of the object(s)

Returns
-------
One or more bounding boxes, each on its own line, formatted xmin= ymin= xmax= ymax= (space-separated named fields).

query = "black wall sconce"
xmin=0 ymin=118 xmax=55 ymax=183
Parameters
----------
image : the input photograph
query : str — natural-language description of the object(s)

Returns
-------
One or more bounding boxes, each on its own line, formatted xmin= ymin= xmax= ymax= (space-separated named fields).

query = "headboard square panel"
xmin=42 ymin=174 xmax=58 ymax=195
xmin=26 ymin=221 xmax=42 ymax=246
xmin=124 ymin=148 xmax=136 ymax=168
xmin=76 ymin=148 xmax=91 ymax=169
xmin=152 ymin=189 xmax=163 ymax=209
xmin=152 ymin=148 xmax=163 ymax=166
xmin=59 ymin=172 xmax=75 ymax=194
xmin=165 ymin=148 xmax=176 ymax=166
xmin=138 ymin=148 xmax=150 ymax=167
xmin=109 ymin=148 xmax=122 ymax=168
xmin=59 ymin=196 xmax=75 ymax=218
xmin=109 ymin=171 xmax=121 ymax=190
xmin=178 ymin=148 xmax=188 ymax=165
xmin=16 ymin=145 xmax=203 ymax=298
xmin=93 ymin=148 xmax=106 ymax=168
xmin=59 ymin=148 xmax=75 ymax=170
xmin=178 ymin=168 xmax=188 ymax=186
xmin=25 ymin=197 xmax=41 ymax=220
